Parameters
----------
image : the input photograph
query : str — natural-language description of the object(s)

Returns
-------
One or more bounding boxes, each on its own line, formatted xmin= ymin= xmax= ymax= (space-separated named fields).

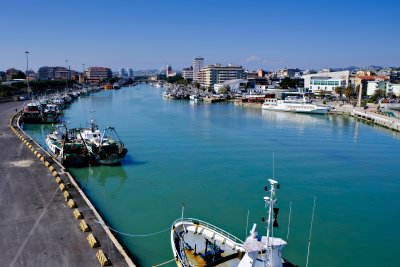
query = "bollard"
xmin=87 ymin=233 xmax=99 ymax=248
xmin=96 ymin=250 xmax=110 ymax=266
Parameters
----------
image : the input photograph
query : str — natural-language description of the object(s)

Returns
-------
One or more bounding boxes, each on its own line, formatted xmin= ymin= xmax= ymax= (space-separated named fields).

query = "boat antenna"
xmin=181 ymin=203 xmax=185 ymax=221
xmin=305 ymin=196 xmax=317 ymax=267
xmin=245 ymin=209 xmax=249 ymax=239
xmin=286 ymin=202 xmax=292 ymax=241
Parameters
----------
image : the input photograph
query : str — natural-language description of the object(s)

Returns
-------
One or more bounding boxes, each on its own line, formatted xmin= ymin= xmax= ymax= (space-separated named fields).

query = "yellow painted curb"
xmin=79 ymin=220 xmax=90 ymax=232
xmin=55 ymin=177 xmax=62 ymax=184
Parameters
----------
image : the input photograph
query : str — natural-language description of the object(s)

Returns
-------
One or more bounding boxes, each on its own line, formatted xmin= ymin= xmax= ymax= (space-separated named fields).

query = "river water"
xmin=23 ymin=85 xmax=400 ymax=267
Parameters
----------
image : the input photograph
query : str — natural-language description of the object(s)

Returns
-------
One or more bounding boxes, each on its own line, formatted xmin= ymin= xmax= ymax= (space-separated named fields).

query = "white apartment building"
xmin=303 ymin=70 xmax=350 ymax=91
xmin=309 ymin=77 xmax=346 ymax=94
xmin=182 ymin=67 xmax=193 ymax=80
xmin=192 ymin=57 xmax=204 ymax=81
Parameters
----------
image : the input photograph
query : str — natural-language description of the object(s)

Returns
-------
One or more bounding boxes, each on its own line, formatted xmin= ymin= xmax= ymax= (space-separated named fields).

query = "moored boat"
xmin=46 ymin=125 xmax=92 ymax=168
xmin=262 ymin=97 xmax=331 ymax=114
xmin=22 ymin=101 xmax=42 ymax=123
xmin=171 ymin=179 xmax=296 ymax=267
xmin=42 ymin=104 xmax=62 ymax=123
xmin=77 ymin=114 xmax=128 ymax=165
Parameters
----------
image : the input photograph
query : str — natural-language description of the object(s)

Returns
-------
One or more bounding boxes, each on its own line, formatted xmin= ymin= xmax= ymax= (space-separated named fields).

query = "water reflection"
xmin=72 ymin=165 xmax=128 ymax=196
xmin=261 ymin=110 xmax=324 ymax=125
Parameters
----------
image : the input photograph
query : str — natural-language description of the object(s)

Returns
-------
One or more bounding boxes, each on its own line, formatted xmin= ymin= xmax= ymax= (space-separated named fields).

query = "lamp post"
xmin=25 ymin=51 xmax=30 ymax=98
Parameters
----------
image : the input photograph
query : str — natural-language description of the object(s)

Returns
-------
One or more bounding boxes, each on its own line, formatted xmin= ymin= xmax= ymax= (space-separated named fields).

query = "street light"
xmin=25 ymin=51 xmax=30 ymax=98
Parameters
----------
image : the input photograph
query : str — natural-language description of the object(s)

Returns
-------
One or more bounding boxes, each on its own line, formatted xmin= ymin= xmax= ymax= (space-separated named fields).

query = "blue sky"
xmin=1 ymin=0 xmax=399 ymax=72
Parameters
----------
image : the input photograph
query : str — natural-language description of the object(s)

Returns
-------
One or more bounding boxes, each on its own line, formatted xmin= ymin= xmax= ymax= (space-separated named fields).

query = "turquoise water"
xmin=24 ymin=85 xmax=400 ymax=267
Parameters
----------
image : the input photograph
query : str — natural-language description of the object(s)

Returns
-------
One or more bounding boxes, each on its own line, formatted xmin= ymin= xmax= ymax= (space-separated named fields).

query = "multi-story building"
xmin=197 ymin=64 xmax=245 ymax=89
xmin=85 ymin=67 xmax=112 ymax=84
xmin=303 ymin=70 xmax=350 ymax=91
xmin=309 ymin=77 xmax=345 ymax=94
xmin=354 ymin=75 xmax=389 ymax=96
xmin=182 ymin=66 xmax=193 ymax=80
xmin=38 ymin=66 xmax=73 ymax=80
xmin=126 ymin=68 xmax=134 ymax=77
xmin=192 ymin=57 xmax=204 ymax=81
xmin=0 ymin=71 xmax=5 ymax=81
xmin=119 ymin=68 xmax=127 ymax=77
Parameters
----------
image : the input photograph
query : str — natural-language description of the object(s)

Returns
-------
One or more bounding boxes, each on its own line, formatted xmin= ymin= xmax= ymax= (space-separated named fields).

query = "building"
xmin=309 ymin=77 xmax=345 ymax=94
xmin=0 ymin=71 xmax=5 ymax=81
xmin=182 ymin=66 xmax=193 ymax=80
xmin=85 ymin=67 xmax=112 ymax=84
xmin=192 ymin=57 xmax=204 ymax=81
xmin=197 ymin=64 xmax=245 ymax=89
xmin=38 ymin=66 xmax=73 ymax=80
xmin=5 ymin=68 xmax=19 ymax=80
xmin=303 ymin=70 xmax=350 ymax=91
xmin=275 ymin=68 xmax=301 ymax=78
xmin=354 ymin=75 xmax=389 ymax=96
xmin=213 ymin=79 xmax=248 ymax=93
xmin=127 ymin=68 xmax=134 ymax=77
xmin=166 ymin=64 xmax=176 ymax=77
xmin=119 ymin=68 xmax=127 ymax=77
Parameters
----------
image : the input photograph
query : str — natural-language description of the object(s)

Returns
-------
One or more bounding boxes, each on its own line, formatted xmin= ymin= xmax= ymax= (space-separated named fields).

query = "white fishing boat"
xmin=171 ymin=179 xmax=296 ymax=267
xmin=262 ymin=97 xmax=331 ymax=114
xmin=189 ymin=94 xmax=203 ymax=101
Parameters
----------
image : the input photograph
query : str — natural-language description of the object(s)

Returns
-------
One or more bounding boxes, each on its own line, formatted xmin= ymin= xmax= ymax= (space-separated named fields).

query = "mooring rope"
xmin=94 ymin=220 xmax=170 ymax=237
xmin=152 ymin=258 xmax=175 ymax=267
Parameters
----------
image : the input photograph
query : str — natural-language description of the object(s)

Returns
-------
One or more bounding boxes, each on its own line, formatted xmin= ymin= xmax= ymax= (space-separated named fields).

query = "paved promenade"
xmin=0 ymin=101 xmax=133 ymax=267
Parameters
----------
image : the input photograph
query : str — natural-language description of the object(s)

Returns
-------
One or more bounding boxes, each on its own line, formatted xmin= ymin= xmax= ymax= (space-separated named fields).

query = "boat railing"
xmin=173 ymin=217 xmax=244 ymax=244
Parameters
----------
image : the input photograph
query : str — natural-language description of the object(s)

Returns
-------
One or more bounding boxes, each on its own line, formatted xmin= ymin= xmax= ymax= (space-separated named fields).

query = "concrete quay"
xmin=330 ymin=102 xmax=400 ymax=132
xmin=0 ymin=100 xmax=135 ymax=267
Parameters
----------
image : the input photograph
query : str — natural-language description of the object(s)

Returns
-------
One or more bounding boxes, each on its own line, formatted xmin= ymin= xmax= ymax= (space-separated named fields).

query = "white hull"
xmin=171 ymin=218 xmax=244 ymax=267
xmin=262 ymin=99 xmax=331 ymax=114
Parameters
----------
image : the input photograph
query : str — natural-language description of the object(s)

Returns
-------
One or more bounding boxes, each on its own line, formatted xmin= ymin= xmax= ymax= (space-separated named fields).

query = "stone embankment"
xmin=0 ymin=100 xmax=135 ymax=267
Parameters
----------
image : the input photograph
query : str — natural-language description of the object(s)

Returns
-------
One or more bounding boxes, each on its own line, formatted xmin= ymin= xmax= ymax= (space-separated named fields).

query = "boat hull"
xmin=171 ymin=218 xmax=244 ymax=267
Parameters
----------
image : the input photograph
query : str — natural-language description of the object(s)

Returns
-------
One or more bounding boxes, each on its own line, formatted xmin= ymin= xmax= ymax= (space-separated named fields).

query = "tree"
xmin=279 ymin=77 xmax=297 ymax=89
xmin=344 ymin=84 xmax=353 ymax=103
xmin=334 ymin=86 xmax=343 ymax=100
xmin=12 ymin=71 xmax=26 ymax=79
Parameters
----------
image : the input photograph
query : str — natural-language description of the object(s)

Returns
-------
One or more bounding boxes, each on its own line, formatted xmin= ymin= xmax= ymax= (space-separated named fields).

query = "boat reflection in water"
xmin=261 ymin=109 xmax=325 ymax=125
xmin=71 ymin=165 xmax=127 ymax=196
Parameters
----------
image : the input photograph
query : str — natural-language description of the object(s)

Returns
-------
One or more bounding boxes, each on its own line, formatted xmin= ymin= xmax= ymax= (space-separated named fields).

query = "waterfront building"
xmin=197 ymin=64 xmax=245 ymax=89
xmin=192 ymin=57 xmax=204 ymax=81
xmin=126 ymin=68 xmax=134 ymax=77
xmin=354 ymin=75 xmax=389 ymax=96
xmin=309 ymin=77 xmax=345 ymax=94
xmin=38 ymin=66 xmax=74 ymax=80
xmin=213 ymin=79 xmax=247 ymax=93
xmin=303 ymin=70 xmax=350 ymax=91
xmin=182 ymin=66 xmax=193 ymax=80
xmin=119 ymin=68 xmax=127 ymax=77
xmin=366 ymin=80 xmax=400 ymax=97
xmin=0 ymin=71 xmax=5 ymax=81
xmin=85 ymin=67 xmax=112 ymax=84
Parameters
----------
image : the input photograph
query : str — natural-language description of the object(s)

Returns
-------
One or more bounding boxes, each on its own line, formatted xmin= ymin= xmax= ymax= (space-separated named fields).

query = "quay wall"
xmin=4 ymin=104 xmax=136 ymax=267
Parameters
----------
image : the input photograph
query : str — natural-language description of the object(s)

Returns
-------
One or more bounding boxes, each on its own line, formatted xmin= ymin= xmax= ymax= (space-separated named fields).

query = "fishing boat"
xmin=22 ymin=101 xmax=42 ymax=123
xmin=77 ymin=114 xmax=128 ymax=165
xmin=189 ymin=94 xmax=203 ymax=101
xmin=45 ymin=125 xmax=92 ymax=168
xmin=171 ymin=179 xmax=296 ymax=267
xmin=262 ymin=97 xmax=331 ymax=114
xmin=104 ymin=83 xmax=113 ymax=90
xmin=42 ymin=104 xmax=61 ymax=123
